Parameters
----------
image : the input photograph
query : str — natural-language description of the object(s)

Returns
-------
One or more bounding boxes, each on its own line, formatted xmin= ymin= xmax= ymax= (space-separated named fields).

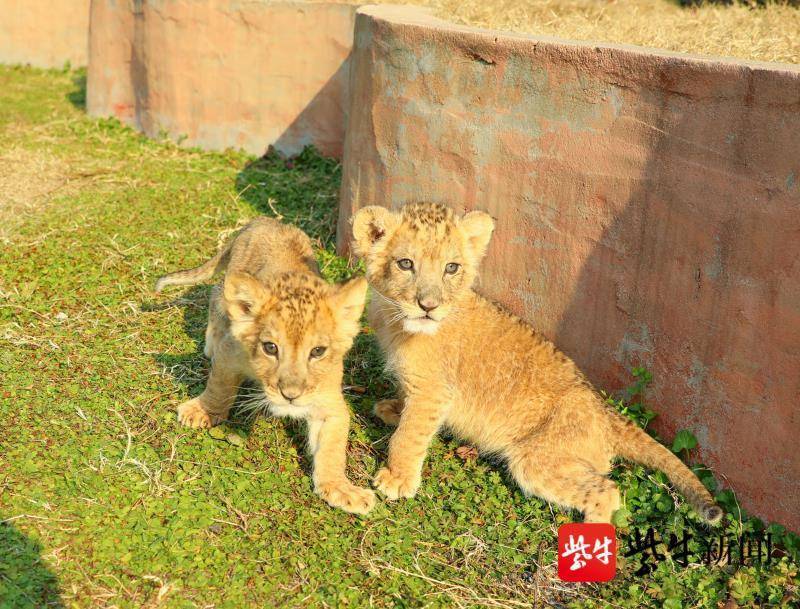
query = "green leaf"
xmin=657 ymin=497 xmax=673 ymax=513
xmin=671 ymin=430 xmax=698 ymax=454
xmin=208 ymin=426 xmax=226 ymax=440
xmin=226 ymin=432 xmax=245 ymax=447
xmin=612 ymin=507 xmax=631 ymax=528
xmin=715 ymin=489 xmax=738 ymax=513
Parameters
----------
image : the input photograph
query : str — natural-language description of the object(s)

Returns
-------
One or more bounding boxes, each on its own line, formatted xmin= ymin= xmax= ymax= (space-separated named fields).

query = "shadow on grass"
xmin=234 ymin=147 xmax=342 ymax=249
xmin=144 ymin=286 xmax=251 ymax=433
xmin=0 ymin=521 xmax=63 ymax=608
xmin=65 ymin=70 xmax=86 ymax=111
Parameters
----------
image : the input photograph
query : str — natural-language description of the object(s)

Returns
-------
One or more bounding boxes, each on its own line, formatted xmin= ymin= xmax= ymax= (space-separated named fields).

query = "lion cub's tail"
xmin=612 ymin=415 xmax=723 ymax=525
xmin=154 ymin=242 xmax=233 ymax=293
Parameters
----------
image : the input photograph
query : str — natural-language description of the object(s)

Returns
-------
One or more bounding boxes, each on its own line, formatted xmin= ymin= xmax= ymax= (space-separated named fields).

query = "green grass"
xmin=0 ymin=65 xmax=797 ymax=609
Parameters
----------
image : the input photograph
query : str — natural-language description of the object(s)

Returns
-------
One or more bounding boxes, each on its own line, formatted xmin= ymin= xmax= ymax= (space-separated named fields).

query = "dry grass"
xmin=0 ymin=147 xmax=72 ymax=241
xmin=365 ymin=0 xmax=800 ymax=65
xmin=0 ymin=144 xmax=129 ymax=243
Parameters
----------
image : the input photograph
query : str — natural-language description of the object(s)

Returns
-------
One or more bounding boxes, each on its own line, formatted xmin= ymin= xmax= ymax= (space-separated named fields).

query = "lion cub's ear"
xmin=459 ymin=211 xmax=495 ymax=260
xmin=223 ymin=272 xmax=269 ymax=322
xmin=351 ymin=206 xmax=399 ymax=257
xmin=328 ymin=276 xmax=368 ymax=338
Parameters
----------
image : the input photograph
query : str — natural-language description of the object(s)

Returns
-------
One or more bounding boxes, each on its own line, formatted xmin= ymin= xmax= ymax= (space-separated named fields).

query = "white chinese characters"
xmin=562 ymin=534 xmax=614 ymax=571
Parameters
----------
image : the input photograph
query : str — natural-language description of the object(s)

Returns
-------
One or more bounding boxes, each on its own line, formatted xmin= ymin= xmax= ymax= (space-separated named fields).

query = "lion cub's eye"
xmin=309 ymin=346 xmax=327 ymax=359
xmin=396 ymin=258 xmax=414 ymax=271
xmin=445 ymin=262 xmax=460 ymax=275
xmin=262 ymin=341 xmax=278 ymax=356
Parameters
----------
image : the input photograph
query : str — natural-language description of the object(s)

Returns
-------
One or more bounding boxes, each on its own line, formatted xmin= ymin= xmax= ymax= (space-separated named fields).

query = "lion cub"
xmin=352 ymin=202 xmax=722 ymax=524
xmin=156 ymin=217 xmax=375 ymax=514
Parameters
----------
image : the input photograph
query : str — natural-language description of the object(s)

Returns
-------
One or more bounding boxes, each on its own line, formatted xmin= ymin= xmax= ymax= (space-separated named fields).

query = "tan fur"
xmin=157 ymin=217 xmax=375 ymax=515
xmin=353 ymin=203 xmax=723 ymax=525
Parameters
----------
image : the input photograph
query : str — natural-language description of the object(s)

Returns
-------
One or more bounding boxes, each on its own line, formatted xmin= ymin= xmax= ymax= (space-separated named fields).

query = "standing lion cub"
xmin=352 ymin=202 xmax=722 ymax=524
xmin=156 ymin=217 xmax=375 ymax=514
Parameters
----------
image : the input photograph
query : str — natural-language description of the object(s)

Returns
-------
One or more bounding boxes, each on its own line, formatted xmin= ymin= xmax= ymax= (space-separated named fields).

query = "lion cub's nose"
xmin=279 ymin=383 xmax=304 ymax=402
xmin=417 ymin=298 xmax=439 ymax=313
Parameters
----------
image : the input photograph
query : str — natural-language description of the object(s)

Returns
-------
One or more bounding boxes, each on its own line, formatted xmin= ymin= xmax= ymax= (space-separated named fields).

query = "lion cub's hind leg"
xmin=508 ymin=450 xmax=621 ymax=523
xmin=374 ymin=398 xmax=404 ymax=426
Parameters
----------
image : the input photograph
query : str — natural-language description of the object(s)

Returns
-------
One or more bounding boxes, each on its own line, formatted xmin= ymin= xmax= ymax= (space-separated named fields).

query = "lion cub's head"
xmin=223 ymin=272 xmax=367 ymax=409
xmin=352 ymin=202 xmax=494 ymax=335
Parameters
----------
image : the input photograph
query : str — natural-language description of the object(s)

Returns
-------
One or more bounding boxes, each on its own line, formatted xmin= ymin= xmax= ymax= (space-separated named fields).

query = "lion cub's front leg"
xmin=373 ymin=397 xmax=448 ymax=500
xmin=177 ymin=351 xmax=240 ymax=429
xmin=307 ymin=401 xmax=375 ymax=515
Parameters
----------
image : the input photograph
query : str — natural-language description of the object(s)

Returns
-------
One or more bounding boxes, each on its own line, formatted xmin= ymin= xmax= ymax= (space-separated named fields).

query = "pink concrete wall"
xmin=337 ymin=6 xmax=800 ymax=530
xmin=0 ymin=0 xmax=90 ymax=68
xmin=86 ymin=0 xmax=356 ymax=157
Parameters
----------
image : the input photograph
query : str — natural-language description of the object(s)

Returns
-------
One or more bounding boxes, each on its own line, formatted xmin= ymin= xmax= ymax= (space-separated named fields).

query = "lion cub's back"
xmin=227 ymin=217 xmax=320 ymax=280
xmin=447 ymin=295 xmax=602 ymax=424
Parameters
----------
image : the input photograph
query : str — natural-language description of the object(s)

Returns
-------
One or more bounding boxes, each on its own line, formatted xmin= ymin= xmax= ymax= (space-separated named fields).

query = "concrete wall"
xmin=0 ymin=0 xmax=90 ymax=68
xmin=86 ymin=0 xmax=357 ymax=157
xmin=337 ymin=5 xmax=800 ymax=530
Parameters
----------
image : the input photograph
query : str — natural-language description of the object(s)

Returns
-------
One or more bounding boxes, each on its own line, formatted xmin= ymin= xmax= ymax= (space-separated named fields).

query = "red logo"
xmin=558 ymin=523 xmax=617 ymax=582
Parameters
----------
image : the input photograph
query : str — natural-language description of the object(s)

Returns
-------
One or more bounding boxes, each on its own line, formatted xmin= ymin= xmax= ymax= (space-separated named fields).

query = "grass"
xmin=365 ymin=0 xmax=800 ymax=65
xmin=0 ymin=65 xmax=798 ymax=609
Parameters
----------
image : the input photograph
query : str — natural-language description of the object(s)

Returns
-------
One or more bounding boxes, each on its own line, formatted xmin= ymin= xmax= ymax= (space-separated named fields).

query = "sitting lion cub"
xmin=352 ymin=202 xmax=722 ymax=524
xmin=156 ymin=217 xmax=375 ymax=514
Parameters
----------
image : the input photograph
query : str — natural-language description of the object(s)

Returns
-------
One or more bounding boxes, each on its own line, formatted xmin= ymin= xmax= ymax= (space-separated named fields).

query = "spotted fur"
xmin=157 ymin=217 xmax=374 ymax=514
xmin=352 ymin=203 xmax=723 ymax=525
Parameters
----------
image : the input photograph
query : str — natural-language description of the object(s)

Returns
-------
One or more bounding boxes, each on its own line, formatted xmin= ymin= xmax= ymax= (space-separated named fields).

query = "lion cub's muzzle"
xmin=276 ymin=377 xmax=306 ymax=404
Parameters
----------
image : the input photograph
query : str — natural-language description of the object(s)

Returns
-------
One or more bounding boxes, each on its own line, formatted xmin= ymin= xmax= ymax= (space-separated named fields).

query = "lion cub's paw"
xmin=373 ymin=467 xmax=420 ymax=500
xmin=373 ymin=399 xmax=404 ymax=426
xmin=316 ymin=481 xmax=376 ymax=515
xmin=177 ymin=399 xmax=223 ymax=429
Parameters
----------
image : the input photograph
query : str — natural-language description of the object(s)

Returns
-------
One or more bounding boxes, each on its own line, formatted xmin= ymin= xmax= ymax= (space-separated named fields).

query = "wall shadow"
xmin=268 ymin=57 xmax=351 ymax=161
xmin=129 ymin=5 xmax=150 ymax=137
xmin=546 ymin=62 xmax=800 ymax=528
xmin=229 ymin=55 xmax=353 ymax=252
xmin=0 ymin=520 xmax=63 ymax=608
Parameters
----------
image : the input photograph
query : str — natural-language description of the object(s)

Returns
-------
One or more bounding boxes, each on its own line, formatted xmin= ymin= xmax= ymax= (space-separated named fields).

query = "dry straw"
xmin=359 ymin=0 xmax=800 ymax=65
